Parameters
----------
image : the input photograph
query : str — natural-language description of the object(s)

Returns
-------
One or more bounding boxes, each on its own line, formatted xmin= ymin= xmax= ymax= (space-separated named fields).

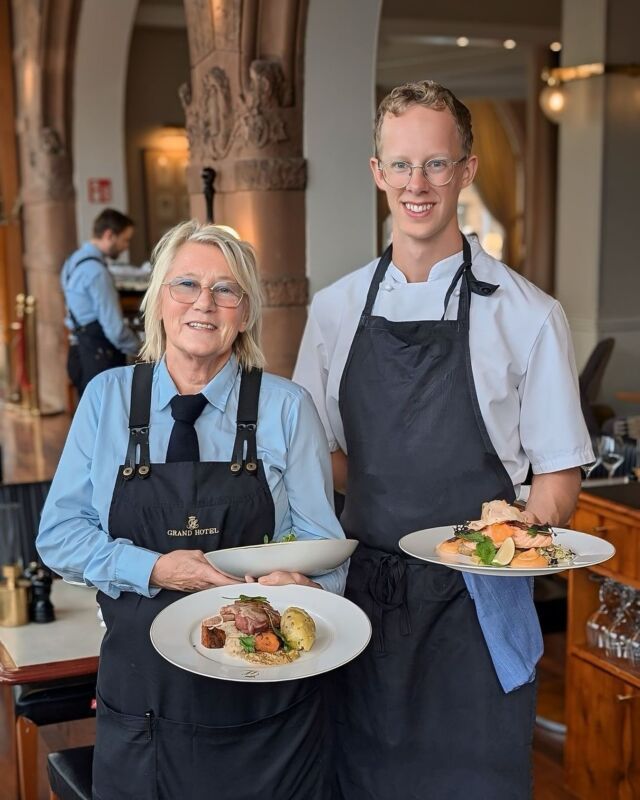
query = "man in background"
xmin=61 ymin=208 xmax=140 ymax=395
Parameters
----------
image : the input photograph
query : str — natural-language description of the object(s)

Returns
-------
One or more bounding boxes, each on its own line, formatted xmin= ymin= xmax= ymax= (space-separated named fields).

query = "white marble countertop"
xmin=0 ymin=580 xmax=103 ymax=672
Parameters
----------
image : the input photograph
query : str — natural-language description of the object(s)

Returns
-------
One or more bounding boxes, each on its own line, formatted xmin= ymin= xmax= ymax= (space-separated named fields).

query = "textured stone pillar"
xmin=180 ymin=0 xmax=308 ymax=377
xmin=12 ymin=0 xmax=79 ymax=413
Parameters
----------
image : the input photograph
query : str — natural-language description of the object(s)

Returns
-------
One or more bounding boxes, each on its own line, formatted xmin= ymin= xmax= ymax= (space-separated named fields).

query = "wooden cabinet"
xmin=565 ymin=487 xmax=640 ymax=799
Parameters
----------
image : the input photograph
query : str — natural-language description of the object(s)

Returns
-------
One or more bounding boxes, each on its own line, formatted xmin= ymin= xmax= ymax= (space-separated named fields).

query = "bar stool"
xmin=47 ymin=745 xmax=93 ymax=800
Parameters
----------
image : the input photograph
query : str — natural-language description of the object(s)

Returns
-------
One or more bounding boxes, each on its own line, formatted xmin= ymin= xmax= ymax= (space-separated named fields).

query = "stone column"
xmin=12 ymin=0 xmax=79 ymax=413
xmin=180 ymin=0 xmax=308 ymax=377
xmin=555 ymin=0 xmax=640 ymax=410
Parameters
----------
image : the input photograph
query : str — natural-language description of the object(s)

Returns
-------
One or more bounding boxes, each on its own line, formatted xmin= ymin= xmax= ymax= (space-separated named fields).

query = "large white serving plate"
xmin=205 ymin=538 xmax=358 ymax=578
xmin=150 ymin=583 xmax=371 ymax=682
xmin=399 ymin=527 xmax=615 ymax=577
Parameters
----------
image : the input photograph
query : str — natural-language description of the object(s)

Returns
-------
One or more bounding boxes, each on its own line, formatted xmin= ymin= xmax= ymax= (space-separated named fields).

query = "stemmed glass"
xmin=596 ymin=435 xmax=625 ymax=479
xmin=586 ymin=578 xmax=622 ymax=649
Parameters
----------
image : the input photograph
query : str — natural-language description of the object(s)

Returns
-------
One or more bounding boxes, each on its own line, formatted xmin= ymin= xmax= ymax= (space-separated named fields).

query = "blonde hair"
xmin=139 ymin=220 xmax=265 ymax=370
xmin=374 ymin=80 xmax=473 ymax=157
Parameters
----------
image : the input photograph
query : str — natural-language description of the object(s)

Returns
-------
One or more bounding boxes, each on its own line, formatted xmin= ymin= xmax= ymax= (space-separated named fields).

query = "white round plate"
xmin=399 ymin=526 xmax=616 ymax=576
xmin=150 ymin=583 xmax=371 ymax=682
xmin=205 ymin=538 xmax=358 ymax=578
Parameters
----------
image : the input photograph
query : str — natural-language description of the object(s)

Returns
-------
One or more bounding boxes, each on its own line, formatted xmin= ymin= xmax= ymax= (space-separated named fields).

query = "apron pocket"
xmin=155 ymin=688 xmax=327 ymax=800
xmin=93 ymin=689 xmax=157 ymax=800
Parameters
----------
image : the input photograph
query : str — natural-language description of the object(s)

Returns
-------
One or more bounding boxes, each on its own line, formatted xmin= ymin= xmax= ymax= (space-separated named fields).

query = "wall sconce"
xmin=539 ymin=62 xmax=640 ymax=123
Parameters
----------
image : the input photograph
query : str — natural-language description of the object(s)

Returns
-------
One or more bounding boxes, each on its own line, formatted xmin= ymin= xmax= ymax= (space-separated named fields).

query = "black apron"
xmin=333 ymin=236 xmax=537 ymax=800
xmin=65 ymin=256 xmax=126 ymax=395
xmin=93 ymin=364 xmax=327 ymax=800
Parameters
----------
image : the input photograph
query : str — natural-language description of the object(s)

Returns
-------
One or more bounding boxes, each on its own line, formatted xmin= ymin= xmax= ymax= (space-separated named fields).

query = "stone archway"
xmin=11 ymin=0 xmax=383 ymax=407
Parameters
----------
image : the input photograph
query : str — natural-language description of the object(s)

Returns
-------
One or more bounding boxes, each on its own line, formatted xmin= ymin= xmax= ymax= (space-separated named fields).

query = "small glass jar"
xmin=586 ymin=579 xmax=622 ymax=650
xmin=605 ymin=585 xmax=637 ymax=660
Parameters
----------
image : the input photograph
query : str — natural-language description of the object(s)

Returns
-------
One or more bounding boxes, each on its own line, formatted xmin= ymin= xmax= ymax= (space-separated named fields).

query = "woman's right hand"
xmin=150 ymin=550 xmax=243 ymax=592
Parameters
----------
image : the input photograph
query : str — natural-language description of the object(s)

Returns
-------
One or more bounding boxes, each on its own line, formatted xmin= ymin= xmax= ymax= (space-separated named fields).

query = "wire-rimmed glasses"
xmin=163 ymin=278 xmax=245 ymax=308
xmin=377 ymin=156 xmax=467 ymax=189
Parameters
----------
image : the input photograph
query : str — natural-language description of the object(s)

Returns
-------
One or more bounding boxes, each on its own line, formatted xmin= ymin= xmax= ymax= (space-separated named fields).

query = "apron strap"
xmin=123 ymin=362 xmax=154 ymax=480
xmin=441 ymin=235 xmax=500 ymax=322
xmin=230 ymin=368 xmax=262 ymax=476
xmin=362 ymin=245 xmax=394 ymax=317
xmin=64 ymin=256 xmax=107 ymax=333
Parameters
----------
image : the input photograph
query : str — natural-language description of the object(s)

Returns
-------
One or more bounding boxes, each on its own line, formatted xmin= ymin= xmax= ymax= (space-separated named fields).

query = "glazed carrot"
xmin=254 ymin=632 xmax=281 ymax=653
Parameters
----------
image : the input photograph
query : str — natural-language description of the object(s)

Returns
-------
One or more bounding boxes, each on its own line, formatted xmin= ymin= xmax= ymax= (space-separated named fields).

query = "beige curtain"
xmin=465 ymin=100 xmax=523 ymax=270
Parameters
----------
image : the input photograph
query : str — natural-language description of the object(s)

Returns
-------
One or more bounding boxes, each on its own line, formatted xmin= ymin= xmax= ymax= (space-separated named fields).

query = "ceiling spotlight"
xmin=503 ymin=39 xmax=517 ymax=50
xmin=456 ymin=36 xmax=470 ymax=48
xmin=550 ymin=41 xmax=562 ymax=52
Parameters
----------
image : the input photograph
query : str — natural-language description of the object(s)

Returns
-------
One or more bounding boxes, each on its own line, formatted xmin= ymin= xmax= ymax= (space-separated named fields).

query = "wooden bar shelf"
xmin=565 ymin=483 xmax=640 ymax=799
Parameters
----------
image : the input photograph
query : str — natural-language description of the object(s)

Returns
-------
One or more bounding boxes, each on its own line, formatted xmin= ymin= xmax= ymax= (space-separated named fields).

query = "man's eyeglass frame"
xmin=376 ymin=156 xmax=468 ymax=189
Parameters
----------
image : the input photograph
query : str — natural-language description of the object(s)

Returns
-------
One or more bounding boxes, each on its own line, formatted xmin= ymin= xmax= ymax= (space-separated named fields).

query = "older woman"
xmin=38 ymin=220 xmax=347 ymax=800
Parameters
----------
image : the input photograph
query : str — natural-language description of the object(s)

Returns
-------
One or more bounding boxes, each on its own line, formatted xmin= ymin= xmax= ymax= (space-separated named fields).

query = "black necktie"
xmin=166 ymin=393 xmax=208 ymax=463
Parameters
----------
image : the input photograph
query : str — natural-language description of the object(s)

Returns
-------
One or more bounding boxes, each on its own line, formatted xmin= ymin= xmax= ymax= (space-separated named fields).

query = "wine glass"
xmin=597 ymin=435 xmax=625 ymax=479
xmin=586 ymin=578 xmax=622 ymax=649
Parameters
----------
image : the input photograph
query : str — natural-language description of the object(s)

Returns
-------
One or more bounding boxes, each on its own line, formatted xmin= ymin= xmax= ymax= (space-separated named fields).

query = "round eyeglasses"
xmin=163 ymin=278 xmax=245 ymax=308
xmin=377 ymin=156 xmax=467 ymax=189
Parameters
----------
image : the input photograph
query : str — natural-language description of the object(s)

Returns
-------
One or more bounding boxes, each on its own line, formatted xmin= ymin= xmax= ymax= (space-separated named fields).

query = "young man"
xmin=61 ymin=208 xmax=140 ymax=395
xmin=293 ymin=81 xmax=593 ymax=799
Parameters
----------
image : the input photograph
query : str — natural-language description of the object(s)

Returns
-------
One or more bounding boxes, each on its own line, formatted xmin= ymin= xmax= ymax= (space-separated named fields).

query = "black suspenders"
xmin=122 ymin=363 xmax=262 ymax=480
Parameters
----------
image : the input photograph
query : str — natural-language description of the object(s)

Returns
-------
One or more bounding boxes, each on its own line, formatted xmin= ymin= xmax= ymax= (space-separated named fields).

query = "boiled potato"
xmin=280 ymin=607 xmax=316 ymax=651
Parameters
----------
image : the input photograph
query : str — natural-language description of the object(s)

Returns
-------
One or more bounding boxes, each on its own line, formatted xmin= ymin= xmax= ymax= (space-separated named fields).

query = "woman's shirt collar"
xmin=155 ymin=354 xmax=240 ymax=412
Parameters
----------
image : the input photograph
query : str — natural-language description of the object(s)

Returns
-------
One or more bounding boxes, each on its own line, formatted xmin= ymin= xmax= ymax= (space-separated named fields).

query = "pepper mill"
xmin=30 ymin=567 xmax=55 ymax=623
xmin=0 ymin=564 xmax=30 ymax=626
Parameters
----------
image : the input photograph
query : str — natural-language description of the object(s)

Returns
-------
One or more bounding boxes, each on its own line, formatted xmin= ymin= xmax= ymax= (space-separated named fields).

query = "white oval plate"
xmin=150 ymin=583 xmax=371 ymax=682
xmin=205 ymin=538 xmax=358 ymax=578
xmin=399 ymin=527 xmax=616 ymax=577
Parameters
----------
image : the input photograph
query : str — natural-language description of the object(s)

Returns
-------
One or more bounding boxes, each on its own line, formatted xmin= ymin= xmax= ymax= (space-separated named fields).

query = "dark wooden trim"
xmin=0 ymin=655 xmax=99 ymax=685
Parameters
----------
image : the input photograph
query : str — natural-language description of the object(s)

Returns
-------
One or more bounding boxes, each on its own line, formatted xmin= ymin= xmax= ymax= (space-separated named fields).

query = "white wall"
xmin=73 ymin=0 xmax=138 ymax=243
xmin=304 ymin=0 xmax=382 ymax=296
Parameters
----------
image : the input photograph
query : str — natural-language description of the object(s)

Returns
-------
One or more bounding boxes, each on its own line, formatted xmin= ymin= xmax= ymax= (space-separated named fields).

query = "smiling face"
xmin=160 ymin=241 xmax=247 ymax=376
xmin=371 ymin=104 xmax=477 ymax=264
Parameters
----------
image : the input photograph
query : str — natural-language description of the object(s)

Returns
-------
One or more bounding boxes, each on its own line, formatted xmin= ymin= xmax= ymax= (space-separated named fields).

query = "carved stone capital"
xmin=226 ymin=157 xmax=306 ymax=192
xmin=261 ymin=276 xmax=308 ymax=308
xmin=180 ymin=59 xmax=292 ymax=163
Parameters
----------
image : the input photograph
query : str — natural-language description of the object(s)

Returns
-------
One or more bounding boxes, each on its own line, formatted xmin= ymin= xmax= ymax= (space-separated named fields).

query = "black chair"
xmin=15 ymin=676 xmax=97 ymax=800
xmin=47 ymin=745 xmax=94 ymax=800
xmin=579 ymin=338 xmax=615 ymax=434
xmin=0 ymin=479 xmax=96 ymax=800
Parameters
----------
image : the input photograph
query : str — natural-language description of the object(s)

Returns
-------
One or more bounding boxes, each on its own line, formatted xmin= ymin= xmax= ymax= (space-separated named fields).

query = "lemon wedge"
xmin=492 ymin=536 xmax=515 ymax=566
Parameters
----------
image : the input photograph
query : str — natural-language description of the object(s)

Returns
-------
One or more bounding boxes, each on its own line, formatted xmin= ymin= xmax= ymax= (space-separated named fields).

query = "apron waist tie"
xmin=367 ymin=553 xmax=412 ymax=654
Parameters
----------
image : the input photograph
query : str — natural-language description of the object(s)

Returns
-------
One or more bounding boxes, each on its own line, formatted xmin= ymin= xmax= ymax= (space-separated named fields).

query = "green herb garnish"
xmin=281 ymin=531 xmax=297 ymax=542
xmin=238 ymin=635 xmax=256 ymax=653
xmin=238 ymin=594 xmax=267 ymax=603
xmin=456 ymin=530 xmax=489 ymax=544
xmin=475 ymin=538 xmax=498 ymax=565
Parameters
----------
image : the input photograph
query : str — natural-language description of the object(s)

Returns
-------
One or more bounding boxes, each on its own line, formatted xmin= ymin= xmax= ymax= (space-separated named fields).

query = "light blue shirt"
xmin=37 ymin=357 xmax=348 ymax=598
xmin=61 ymin=242 xmax=139 ymax=355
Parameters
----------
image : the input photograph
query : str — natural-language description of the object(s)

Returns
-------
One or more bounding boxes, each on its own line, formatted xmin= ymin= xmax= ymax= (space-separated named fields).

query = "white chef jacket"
xmin=293 ymin=235 xmax=593 ymax=492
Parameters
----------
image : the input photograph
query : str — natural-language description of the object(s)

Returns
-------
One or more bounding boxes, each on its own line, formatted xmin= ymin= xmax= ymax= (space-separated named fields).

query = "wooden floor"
xmin=0 ymin=404 xmax=577 ymax=799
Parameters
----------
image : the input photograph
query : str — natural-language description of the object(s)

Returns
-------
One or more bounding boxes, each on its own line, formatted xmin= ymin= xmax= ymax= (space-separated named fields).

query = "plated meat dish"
xmin=436 ymin=500 xmax=575 ymax=569
xmin=201 ymin=595 xmax=316 ymax=666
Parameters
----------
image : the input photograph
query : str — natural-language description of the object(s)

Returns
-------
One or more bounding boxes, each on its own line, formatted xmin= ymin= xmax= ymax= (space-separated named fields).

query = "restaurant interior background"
xmin=0 ymin=0 xmax=639 ymax=798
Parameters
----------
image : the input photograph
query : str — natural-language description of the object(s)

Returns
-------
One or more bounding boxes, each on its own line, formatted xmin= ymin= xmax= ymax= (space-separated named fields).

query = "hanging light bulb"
xmin=539 ymin=82 xmax=567 ymax=123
